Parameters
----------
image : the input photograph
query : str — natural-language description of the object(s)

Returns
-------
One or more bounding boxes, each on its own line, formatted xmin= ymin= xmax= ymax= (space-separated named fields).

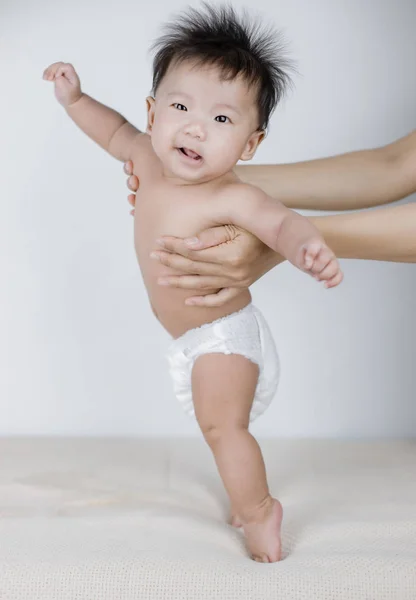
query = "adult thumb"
xmin=184 ymin=225 xmax=237 ymax=250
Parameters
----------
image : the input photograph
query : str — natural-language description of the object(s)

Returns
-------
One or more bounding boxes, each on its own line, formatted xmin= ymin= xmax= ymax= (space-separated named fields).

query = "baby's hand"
xmin=300 ymin=239 xmax=343 ymax=288
xmin=42 ymin=62 xmax=82 ymax=108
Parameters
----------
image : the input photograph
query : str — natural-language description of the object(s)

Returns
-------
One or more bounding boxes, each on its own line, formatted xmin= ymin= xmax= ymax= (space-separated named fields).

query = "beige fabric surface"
xmin=0 ymin=437 xmax=415 ymax=600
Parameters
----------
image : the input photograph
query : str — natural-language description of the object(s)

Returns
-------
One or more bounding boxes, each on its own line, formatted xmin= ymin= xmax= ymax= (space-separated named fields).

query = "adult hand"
xmin=124 ymin=160 xmax=139 ymax=216
xmin=152 ymin=227 xmax=283 ymax=307
xmin=123 ymin=160 xmax=283 ymax=307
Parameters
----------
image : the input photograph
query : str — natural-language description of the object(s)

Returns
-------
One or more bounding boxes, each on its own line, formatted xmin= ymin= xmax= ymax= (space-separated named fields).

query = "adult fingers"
xmin=157 ymin=275 xmax=232 ymax=289
xmin=151 ymin=250 xmax=221 ymax=275
xmin=127 ymin=175 xmax=139 ymax=192
xmin=184 ymin=287 xmax=242 ymax=307
xmin=178 ymin=224 xmax=238 ymax=251
xmin=123 ymin=161 xmax=133 ymax=175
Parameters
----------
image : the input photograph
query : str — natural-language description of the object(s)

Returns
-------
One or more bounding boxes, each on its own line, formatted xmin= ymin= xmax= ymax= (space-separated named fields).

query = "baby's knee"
xmin=199 ymin=420 xmax=248 ymax=446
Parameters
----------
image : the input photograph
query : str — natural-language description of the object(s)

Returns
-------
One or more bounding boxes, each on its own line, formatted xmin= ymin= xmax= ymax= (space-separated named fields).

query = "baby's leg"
xmin=191 ymin=353 xmax=283 ymax=563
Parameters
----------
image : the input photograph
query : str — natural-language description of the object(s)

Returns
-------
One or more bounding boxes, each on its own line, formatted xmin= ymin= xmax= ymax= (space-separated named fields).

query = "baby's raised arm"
xmin=219 ymin=184 xmax=343 ymax=288
xmin=43 ymin=62 xmax=142 ymax=162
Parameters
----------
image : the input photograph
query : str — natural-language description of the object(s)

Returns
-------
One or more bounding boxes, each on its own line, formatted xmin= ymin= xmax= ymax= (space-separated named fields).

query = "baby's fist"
xmin=43 ymin=62 xmax=82 ymax=108
xmin=301 ymin=239 xmax=343 ymax=288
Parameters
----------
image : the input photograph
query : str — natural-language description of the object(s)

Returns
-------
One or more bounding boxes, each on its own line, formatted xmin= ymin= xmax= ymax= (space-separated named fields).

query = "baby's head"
xmin=146 ymin=3 xmax=292 ymax=183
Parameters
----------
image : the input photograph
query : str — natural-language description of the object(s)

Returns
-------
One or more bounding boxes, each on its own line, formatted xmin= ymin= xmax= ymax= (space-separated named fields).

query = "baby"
xmin=43 ymin=4 xmax=343 ymax=563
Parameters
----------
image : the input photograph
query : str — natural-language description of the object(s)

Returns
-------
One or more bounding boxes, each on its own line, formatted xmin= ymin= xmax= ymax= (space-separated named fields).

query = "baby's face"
xmin=146 ymin=61 xmax=264 ymax=183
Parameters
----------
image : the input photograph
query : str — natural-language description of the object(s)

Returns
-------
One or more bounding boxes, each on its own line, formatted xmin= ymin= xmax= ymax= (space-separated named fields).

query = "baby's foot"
xmin=241 ymin=497 xmax=283 ymax=563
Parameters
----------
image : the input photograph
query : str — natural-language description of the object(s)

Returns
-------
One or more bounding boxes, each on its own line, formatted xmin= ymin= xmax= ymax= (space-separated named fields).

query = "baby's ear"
xmin=240 ymin=130 xmax=265 ymax=161
xmin=146 ymin=96 xmax=156 ymax=134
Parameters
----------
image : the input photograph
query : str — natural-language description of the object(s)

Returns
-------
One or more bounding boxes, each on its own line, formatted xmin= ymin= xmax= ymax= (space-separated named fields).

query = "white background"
xmin=2 ymin=0 xmax=415 ymax=437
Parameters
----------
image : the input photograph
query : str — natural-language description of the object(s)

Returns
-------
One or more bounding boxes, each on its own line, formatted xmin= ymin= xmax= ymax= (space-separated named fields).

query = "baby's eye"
xmin=173 ymin=103 xmax=187 ymax=111
xmin=215 ymin=115 xmax=230 ymax=123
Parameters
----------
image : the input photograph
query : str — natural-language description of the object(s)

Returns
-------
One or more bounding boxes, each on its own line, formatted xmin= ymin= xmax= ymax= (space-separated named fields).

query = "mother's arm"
xmin=147 ymin=203 xmax=416 ymax=306
xmin=235 ymin=130 xmax=416 ymax=211
xmin=125 ymin=129 xmax=416 ymax=214
xmin=123 ymin=128 xmax=416 ymax=307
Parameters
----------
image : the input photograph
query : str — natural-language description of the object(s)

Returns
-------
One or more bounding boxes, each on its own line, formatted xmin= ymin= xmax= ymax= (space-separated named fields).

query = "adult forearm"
xmin=312 ymin=203 xmax=416 ymax=263
xmin=235 ymin=130 xmax=416 ymax=211
xmin=260 ymin=202 xmax=416 ymax=273
xmin=66 ymin=93 xmax=127 ymax=153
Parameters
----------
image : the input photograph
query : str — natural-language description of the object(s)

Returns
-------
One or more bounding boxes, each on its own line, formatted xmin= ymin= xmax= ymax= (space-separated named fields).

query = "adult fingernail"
xmin=155 ymin=239 xmax=165 ymax=247
xmin=150 ymin=252 xmax=159 ymax=260
xmin=185 ymin=237 xmax=199 ymax=246
xmin=185 ymin=299 xmax=196 ymax=305
xmin=158 ymin=278 xmax=169 ymax=286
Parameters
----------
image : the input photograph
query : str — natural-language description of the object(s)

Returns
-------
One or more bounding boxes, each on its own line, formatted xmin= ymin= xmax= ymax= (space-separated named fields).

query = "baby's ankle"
xmin=240 ymin=494 xmax=276 ymax=525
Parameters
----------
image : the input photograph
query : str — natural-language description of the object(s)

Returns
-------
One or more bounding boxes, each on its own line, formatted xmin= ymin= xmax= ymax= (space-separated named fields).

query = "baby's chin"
xmin=152 ymin=142 xmax=232 ymax=184
xmin=164 ymin=167 xmax=217 ymax=185
xmin=165 ymin=154 xmax=230 ymax=184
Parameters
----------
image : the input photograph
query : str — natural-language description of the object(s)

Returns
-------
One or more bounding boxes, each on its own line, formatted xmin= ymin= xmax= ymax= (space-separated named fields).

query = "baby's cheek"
xmin=151 ymin=125 xmax=171 ymax=158
xmin=212 ymin=137 xmax=240 ymax=166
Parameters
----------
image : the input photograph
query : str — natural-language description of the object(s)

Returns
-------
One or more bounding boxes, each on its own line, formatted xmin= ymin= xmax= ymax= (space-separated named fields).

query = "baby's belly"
xmin=136 ymin=238 xmax=251 ymax=339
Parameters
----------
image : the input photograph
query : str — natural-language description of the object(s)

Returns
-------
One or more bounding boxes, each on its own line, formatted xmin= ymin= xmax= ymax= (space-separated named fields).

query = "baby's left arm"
xmin=219 ymin=184 xmax=343 ymax=287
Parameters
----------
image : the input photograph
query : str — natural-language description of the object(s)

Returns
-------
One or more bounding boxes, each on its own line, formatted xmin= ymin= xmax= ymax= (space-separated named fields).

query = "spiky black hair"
xmin=150 ymin=3 xmax=293 ymax=130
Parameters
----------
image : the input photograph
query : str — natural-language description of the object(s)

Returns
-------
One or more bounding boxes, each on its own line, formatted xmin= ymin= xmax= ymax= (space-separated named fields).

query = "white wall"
xmin=2 ymin=0 xmax=415 ymax=438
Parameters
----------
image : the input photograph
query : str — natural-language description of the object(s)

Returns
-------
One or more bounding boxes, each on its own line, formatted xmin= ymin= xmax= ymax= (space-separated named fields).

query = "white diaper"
xmin=166 ymin=303 xmax=280 ymax=422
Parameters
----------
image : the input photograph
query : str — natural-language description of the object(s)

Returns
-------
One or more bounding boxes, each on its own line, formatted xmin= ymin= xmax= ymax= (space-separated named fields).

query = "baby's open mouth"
xmin=178 ymin=147 xmax=202 ymax=161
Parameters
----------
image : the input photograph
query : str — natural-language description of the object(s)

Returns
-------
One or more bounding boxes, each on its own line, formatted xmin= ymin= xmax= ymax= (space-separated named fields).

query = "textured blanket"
xmin=0 ymin=437 xmax=415 ymax=599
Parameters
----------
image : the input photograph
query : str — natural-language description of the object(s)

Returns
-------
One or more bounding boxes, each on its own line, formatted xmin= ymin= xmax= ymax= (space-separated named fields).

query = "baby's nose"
xmin=184 ymin=121 xmax=206 ymax=141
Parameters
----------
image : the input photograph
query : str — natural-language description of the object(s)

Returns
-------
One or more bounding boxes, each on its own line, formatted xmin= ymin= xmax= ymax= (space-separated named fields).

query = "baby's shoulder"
xmin=130 ymin=132 xmax=152 ymax=161
xmin=130 ymin=133 xmax=160 ymax=178
xmin=215 ymin=180 xmax=266 ymax=207
xmin=212 ymin=181 xmax=266 ymax=221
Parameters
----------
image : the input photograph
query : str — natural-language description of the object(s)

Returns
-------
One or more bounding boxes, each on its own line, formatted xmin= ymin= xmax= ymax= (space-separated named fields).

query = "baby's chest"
xmin=134 ymin=182 xmax=218 ymax=239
